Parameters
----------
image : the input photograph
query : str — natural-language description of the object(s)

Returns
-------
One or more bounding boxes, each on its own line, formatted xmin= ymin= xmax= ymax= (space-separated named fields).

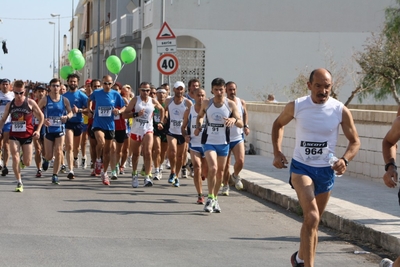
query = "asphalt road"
xmin=0 ymin=162 xmax=383 ymax=267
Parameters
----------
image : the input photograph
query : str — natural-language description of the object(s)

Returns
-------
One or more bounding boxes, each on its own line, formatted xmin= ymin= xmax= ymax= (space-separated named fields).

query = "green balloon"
xmin=60 ymin=65 xmax=74 ymax=80
xmin=120 ymin=46 xmax=136 ymax=64
xmin=106 ymin=55 xmax=122 ymax=74
xmin=68 ymin=49 xmax=83 ymax=61
xmin=71 ymin=55 xmax=85 ymax=70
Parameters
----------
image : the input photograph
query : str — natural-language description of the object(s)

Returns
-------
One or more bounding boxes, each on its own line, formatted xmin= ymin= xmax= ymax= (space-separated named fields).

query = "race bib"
xmin=49 ymin=116 xmax=62 ymax=127
xmin=208 ymin=123 xmax=224 ymax=135
xmin=98 ymin=106 xmax=112 ymax=117
xmin=135 ymin=118 xmax=149 ymax=128
xmin=34 ymin=117 xmax=39 ymax=125
xmin=12 ymin=121 xmax=26 ymax=132
xmin=299 ymin=141 xmax=329 ymax=161
xmin=114 ymin=114 xmax=120 ymax=120
xmin=170 ymin=119 xmax=182 ymax=128
xmin=154 ymin=113 xmax=160 ymax=123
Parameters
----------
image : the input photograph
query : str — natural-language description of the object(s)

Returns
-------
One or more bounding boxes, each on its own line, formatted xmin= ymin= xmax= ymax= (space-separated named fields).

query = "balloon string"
xmin=114 ymin=63 xmax=125 ymax=84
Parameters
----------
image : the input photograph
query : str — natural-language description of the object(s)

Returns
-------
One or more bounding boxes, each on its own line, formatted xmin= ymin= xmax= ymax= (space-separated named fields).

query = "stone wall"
xmin=246 ymin=102 xmax=397 ymax=181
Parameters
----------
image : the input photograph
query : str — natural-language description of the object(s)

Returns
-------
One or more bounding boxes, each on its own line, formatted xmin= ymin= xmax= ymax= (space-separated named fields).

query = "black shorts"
xmin=65 ymin=122 xmax=84 ymax=136
xmin=87 ymin=124 xmax=95 ymax=139
xmin=114 ymin=130 xmax=128 ymax=144
xmin=167 ymin=133 xmax=185 ymax=145
xmin=9 ymin=136 xmax=33 ymax=146
xmin=92 ymin=127 xmax=115 ymax=140
xmin=45 ymin=132 xmax=65 ymax=142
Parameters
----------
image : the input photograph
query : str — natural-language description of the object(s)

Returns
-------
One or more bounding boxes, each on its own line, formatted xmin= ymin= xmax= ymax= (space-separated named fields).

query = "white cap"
xmin=173 ymin=81 xmax=185 ymax=89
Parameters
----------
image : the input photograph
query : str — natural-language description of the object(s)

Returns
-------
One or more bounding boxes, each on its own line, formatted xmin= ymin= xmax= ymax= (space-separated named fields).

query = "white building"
xmin=71 ymin=0 xmax=395 ymax=103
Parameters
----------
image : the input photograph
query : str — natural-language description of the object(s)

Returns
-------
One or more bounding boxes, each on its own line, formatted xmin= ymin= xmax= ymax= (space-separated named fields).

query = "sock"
xmin=17 ymin=179 xmax=22 ymax=184
xmin=296 ymin=253 xmax=304 ymax=263
xmin=198 ymin=193 xmax=202 ymax=197
xmin=208 ymin=194 xmax=214 ymax=199
xmin=155 ymin=167 xmax=159 ymax=172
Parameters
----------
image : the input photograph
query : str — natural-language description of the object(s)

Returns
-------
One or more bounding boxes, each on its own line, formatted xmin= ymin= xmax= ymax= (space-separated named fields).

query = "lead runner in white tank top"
xmin=130 ymin=96 xmax=154 ymax=138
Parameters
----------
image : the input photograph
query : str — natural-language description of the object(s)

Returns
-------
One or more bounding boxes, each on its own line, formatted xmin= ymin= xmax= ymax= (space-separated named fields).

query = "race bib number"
xmin=208 ymin=123 xmax=224 ymax=135
xmin=299 ymin=141 xmax=329 ymax=161
xmin=135 ymin=118 xmax=149 ymax=128
xmin=12 ymin=121 xmax=26 ymax=132
xmin=98 ymin=106 xmax=112 ymax=117
xmin=114 ymin=114 xmax=120 ymax=120
xmin=171 ymin=119 xmax=182 ymax=128
xmin=49 ymin=116 xmax=62 ymax=127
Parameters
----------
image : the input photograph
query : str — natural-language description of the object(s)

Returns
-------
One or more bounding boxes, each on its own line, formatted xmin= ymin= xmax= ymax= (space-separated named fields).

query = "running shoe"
xmin=221 ymin=185 xmax=230 ymax=196
xmin=60 ymin=165 xmax=67 ymax=173
xmin=144 ymin=177 xmax=153 ymax=187
xmin=67 ymin=171 xmax=75 ymax=180
xmin=19 ymin=155 xmax=25 ymax=169
xmin=168 ymin=173 xmax=176 ymax=183
xmin=290 ymin=251 xmax=304 ymax=267
xmin=127 ymin=157 xmax=132 ymax=167
xmin=74 ymin=158 xmax=79 ymax=168
xmin=204 ymin=198 xmax=214 ymax=213
xmin=153 ymin=170 xmax=161 ymax=181
xmin=132 ymin=172 xmax=139 ymax=188
xmin=90 ymin=169 xmax=96 ymax=176
xmin=102 ymin=172 xmax=110 ymax=186
xmin=36 ymin=169 xmax=42 ymax=178
xmin=380 ymin=258 xmax=394 ymax=267
xmin=50 ymin=158 xmax=54 ymax=168
xmin=197 ymin=195 xmax=205 ymax=204
xmin=81 ymin=157 xmax=86 ymax=169
xmin=15 ymin=182 xmax=23 ymax=192
xmin=42 ymin=159 xmax=49 ymax=171
xmin=119 ymin=166 xmax=125 ymax=175
xmin=95 ymin=160 xmax=102 ymax=175
xmin=52 ymin=175 xmax=60 ymax=185
xmin=165 ymin=159 xmax=171 ymax=169
xmin=232 ymin=174 xmax=243 ymax=190
xmin=111 ymin=170 xmax=118 ymax=180
xmin=213 ymin=199 xmax=221 ymax=213
xmin=181 ymin=167 xmax=187 ymax=178
xmin=173 ymin=178 xmax=180 ymax=187
xmin=1 ymin=166 xmax=8 ymax=176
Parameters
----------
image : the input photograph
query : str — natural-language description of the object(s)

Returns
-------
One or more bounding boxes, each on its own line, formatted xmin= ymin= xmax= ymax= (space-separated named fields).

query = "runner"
xmin=33 ymin=84 xmax=48 ymax=177
xmin=38 ymin=78 xmax=73 ymax=184
xmin=221 ymin=81 xmax=250 ymax=195
xmin=182 ymin=88 xmax=208 ymax=204
xmin=123 ymin=82 xmax=165 ymax=187
xmin=0 ymin=78 xmax=14 ymax=176
xmin=194 ymin=77 xmax=243 ymax=213
xmin=63 ymin=73 xmax=89 ymax=179
xmin=88 ymin=75 xmax=126 ymax=185
xmin=165 ymin=81 xmax=193 ymax=187
xmin=86 ymin=79 xmax=101 ymax=176
xmin=0 ymin=80 xmax=45 ymax=192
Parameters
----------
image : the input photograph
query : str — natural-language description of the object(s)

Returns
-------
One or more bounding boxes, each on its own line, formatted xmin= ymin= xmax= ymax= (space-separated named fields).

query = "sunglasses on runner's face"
xmin=13 ymin=91 xmax=25 ymax=95
xmin=103 ymin=82 xmax=113 ymax=85
xmin=140 ymin=89 xmax=150 ymax=92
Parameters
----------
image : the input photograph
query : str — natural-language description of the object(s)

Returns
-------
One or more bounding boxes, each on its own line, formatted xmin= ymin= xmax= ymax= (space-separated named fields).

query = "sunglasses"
xmin=140 ymin=89 xmax=150 ymax=92
xmin=103 ymin=82 xmax=113 ymax=85
xmin=13 ymin=91 xmax=25 ymax=95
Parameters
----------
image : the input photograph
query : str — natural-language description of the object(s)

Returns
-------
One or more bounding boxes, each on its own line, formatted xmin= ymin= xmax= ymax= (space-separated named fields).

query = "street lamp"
xmin=49 ymin=21 xmax=56 ymax=78
xmin=50 ymin=13 xmax=60 ymax=78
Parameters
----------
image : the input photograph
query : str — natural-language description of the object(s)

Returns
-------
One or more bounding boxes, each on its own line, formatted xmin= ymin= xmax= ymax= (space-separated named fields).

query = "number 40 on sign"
xmin=157 ymin=53 xmax=179 ymax=75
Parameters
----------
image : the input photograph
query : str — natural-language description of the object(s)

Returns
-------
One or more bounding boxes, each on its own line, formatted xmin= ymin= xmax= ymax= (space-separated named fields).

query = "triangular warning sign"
xmin=156 ymin=22 xmax=176 ymax=40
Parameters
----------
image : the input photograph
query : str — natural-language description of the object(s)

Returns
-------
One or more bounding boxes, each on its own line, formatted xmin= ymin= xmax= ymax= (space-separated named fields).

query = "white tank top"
xmin=130 ymin=96 xmax=154 ymax=135
xmin=168 ymin=98 xmax=187 ymax=135
xmin=293 ymin=96 xmax=343 ymax=167
xmin=202 ymin=98 xmax=231 ymax=145
xmin=229 ymin=97 xmax=244 ymax=142
xmin=0 ymin=91 xmax=14 ymax=124
xmin=189 ymin=105 xmax=204 ymax=147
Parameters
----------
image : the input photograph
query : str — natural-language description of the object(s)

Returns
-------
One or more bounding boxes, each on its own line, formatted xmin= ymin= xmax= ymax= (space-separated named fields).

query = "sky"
xmin=0 ymin=0 xmax=79 ymax=83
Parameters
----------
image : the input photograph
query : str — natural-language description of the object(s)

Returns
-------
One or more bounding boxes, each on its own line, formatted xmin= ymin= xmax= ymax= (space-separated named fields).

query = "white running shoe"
xmin=380 ymin=258 xmax=394 ymax=267
xmin=132 ymin=173 xmax=139 ymax=188
xmin=153 ymin=170 xmax=161 ymax=181
xmin=213 ymin=200 xmax=221 ymax=213
xmin=144 ymin=177 xmax=153 ymax=187
xmin=204 ymin=198 xmax=215 ymax=213
xmin=74 ymin=159 xmax=79 ymax=168
xmin=221 ymin=185 xmax=229 ymax=196
xmin=232 ymin=174 xmax=243 ymax=190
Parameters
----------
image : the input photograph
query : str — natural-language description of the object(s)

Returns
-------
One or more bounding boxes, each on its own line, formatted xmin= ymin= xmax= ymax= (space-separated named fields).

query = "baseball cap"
xmin=174 ymin=81 xmax=185 ymax=89
xmin=34 ymin=84 xmax=47 ymax=91
xmin=85 ymin=79 xmax=92 ymax=85
xmin=1 ymin=78 xmax=10 ymax=84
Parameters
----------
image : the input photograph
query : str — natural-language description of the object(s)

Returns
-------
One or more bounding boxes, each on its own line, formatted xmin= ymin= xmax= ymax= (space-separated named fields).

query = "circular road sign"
xmin=157 ymin=53 xmax=179 ymax=75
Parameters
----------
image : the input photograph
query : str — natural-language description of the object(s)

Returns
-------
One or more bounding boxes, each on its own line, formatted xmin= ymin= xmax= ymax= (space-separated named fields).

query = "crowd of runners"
xmin=0 ymin=75 xmax=250 ymax=214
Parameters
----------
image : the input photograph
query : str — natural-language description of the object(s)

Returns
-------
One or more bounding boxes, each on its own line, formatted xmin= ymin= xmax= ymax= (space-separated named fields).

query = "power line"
xmin=0 ymin=16 xmax=70 ymax=21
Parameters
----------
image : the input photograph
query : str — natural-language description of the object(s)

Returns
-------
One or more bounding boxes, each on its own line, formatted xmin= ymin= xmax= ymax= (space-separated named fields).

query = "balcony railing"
xmin=111 ymin=19 xmax=117 ymax=40
xmin=132 ymin=7 xmax=140 ymax=33
xmin=121 ymin=14 xmax=133 ymax=36
xmin=143 ymin=0 xmax=153 ymax=28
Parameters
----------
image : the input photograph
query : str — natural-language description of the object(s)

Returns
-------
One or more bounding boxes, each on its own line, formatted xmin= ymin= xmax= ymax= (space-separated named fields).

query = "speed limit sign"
xmin=157 ymin=53 xmax=179 ymax=75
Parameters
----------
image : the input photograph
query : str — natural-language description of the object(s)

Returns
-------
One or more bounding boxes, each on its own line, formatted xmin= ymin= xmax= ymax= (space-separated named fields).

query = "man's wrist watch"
xmin=385 ymin=162 xmax=397 ymax=171
xmin=341 ymin=157 xmax=349 ymax=166
xmin=244 ymin=124 xmax=249 ymax=128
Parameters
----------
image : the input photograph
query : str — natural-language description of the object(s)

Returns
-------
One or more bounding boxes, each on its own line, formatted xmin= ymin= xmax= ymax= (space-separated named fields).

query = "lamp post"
xmin=49 ymin=21 xmax=56 ymax=78
xmin=50 ymin=13 xmax=60 ymax=78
